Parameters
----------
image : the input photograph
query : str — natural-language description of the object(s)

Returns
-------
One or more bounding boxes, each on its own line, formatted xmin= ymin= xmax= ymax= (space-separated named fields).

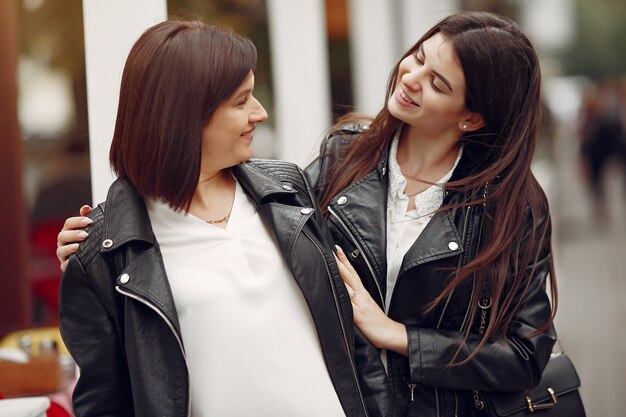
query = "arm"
xmin=59 ymin=233 xmax=134 ymax=415
xmin=336 ymin=222 xmax=556 ymax=393
xmin=406 ymin=252 xmax=555 ymax=392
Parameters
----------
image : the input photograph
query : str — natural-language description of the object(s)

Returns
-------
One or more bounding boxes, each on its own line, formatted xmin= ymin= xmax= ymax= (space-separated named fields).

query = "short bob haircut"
xmin=109 ymin=20 xmax=257 ymax=211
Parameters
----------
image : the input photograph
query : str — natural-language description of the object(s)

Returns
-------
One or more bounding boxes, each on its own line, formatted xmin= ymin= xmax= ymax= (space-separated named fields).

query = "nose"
xmin=250 ymin=96 xmax=268 ymax=123
xmin=401 ymin=65 xmax=425 ymax=92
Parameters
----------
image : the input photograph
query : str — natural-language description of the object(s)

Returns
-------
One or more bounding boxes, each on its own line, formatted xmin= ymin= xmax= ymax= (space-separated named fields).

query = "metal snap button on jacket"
xmin=301 ymin=208 xmax=312 ymax=215
xmin=102 ymin=239 xmax=113 ymax=248
xmin=337 ymin=196 xmax=348 ymax=205
xmin=448 ymin=241 xmax=459 ymax=251
xmin=119 ymin=273 xmax=130 ymax=284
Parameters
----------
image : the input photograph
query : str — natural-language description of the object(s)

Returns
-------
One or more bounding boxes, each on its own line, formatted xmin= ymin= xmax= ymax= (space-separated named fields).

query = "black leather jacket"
xmin=305 ymin=126 xmax=556 ymax=417
xmin=59 ymin=159 xmax=393 ymax=417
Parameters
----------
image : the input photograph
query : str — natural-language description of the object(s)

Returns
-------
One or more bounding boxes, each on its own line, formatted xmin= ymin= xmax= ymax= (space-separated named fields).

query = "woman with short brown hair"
xmin=58 ymin=20 xmax=391 ymax=417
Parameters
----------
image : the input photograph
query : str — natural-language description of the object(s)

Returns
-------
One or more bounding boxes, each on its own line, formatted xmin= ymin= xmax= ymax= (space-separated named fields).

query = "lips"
xmin=396 ymin=85 xmax=419 ymax=107
xmin=241 ymin=127 xmax=255 ymax=137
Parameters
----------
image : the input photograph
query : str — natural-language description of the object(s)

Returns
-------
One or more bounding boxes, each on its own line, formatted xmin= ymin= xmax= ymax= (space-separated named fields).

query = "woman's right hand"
xmin=57 ymin=205 xmax=93 ymax=272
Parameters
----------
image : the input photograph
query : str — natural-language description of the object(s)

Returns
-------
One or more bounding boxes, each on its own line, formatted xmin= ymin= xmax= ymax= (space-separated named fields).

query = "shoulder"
xmin=245 ymin=158 xmax=311 ymax=196
xmin=245 ymin=158 xmax=305 ymax=184
xmin=245 ymin=158 xmax=302 ymax=176
xmin=305 ymin=123 xmax=369 ymax=189
xmin=320 ymin=123 xmax=369 ymax=155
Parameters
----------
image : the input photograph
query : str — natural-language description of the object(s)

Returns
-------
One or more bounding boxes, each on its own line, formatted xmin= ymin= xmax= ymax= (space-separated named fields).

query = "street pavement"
xmin=538 ymin=121 xmax=626 ymax=417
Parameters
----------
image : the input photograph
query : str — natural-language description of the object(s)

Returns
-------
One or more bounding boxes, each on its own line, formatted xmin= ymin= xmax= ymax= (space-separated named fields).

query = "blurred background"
xmin=0 ymin=0 xmax=624 ymax=415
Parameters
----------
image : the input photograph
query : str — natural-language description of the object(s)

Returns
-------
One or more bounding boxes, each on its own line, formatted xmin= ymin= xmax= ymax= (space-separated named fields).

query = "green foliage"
xmin=561 ymin=0 xmax=626 ymax=78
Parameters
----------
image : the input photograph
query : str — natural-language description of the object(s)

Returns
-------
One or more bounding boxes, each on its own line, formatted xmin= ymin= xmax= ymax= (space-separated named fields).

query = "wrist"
xmin=374 ymin=319 xmax=408 ymax=356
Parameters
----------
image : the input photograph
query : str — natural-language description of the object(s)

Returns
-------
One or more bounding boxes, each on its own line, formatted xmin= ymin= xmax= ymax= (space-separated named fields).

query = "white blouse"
xmin=385 ymin=135 xmax=463 ymax=310
xmin=146 ymin=180 xmax=345 ymax=417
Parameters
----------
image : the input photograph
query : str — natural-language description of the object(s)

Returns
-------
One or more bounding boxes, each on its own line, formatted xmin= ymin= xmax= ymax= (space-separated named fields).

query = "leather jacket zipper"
xmin=328 ymin=206 xmax=385 ymax=309
xmin=302 ymin=229 xmax=370 ymax=417
xmin=115 ymin=286 xmax=191 ymax=417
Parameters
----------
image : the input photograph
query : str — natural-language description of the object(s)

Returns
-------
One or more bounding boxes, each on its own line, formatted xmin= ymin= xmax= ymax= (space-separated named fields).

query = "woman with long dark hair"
xmin=306 ymin=11 xmax=557 ymax=416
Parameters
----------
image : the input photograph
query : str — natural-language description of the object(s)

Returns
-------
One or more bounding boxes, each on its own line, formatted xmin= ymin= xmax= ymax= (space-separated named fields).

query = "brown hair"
xmin=318 ymin=12 xmax=556 ymax=361
xmin=109 ymin=20 xmax=257 ymax=211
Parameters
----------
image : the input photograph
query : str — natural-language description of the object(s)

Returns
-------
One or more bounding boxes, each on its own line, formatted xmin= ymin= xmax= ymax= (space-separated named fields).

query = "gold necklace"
xmin=205 ymin=211 xmax=231 ymax=224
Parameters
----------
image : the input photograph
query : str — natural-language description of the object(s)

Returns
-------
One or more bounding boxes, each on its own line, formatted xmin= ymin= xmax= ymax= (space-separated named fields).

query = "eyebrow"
xmin=420 ymin=44 xmax=453 ymax=92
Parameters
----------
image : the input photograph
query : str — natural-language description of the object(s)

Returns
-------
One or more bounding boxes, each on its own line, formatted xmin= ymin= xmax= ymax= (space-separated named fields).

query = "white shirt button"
xmin=448 ymin=241 xmax=459 ymax=251
xmin=119 ymin=273 xmax=130 ymax=284
xmin=282 ymin=184 xmax=293 ymax=191
xmin=337 ymin=196 xmax=348 ymax=205
xmin=301 ymin=208 xmax=312 ymax=215
xmin=102 ymin=239 xmax=113 ymax=248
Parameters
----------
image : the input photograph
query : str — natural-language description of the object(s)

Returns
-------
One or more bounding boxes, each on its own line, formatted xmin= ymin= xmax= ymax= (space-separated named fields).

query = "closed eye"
xmin=413 ymin=51 xmax=424 ymax=65
xmin=431 ymin=78 xmax=444 ymax=93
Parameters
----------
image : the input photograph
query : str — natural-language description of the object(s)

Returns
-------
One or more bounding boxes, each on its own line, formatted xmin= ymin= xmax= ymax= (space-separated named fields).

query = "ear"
xmin=459 ymin=112 xmax=485 ymax=132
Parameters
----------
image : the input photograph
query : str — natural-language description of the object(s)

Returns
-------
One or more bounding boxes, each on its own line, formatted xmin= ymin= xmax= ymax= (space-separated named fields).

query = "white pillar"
xmin=347 ymin=0 xmax=459 ymax=117
xmin=82 ymin=0 xmax=167 ymax=204
xmin=519 ymin=0 xmax=575 ymax=52
xmin=347 ymin=0 xmax=399 ymax=115
xmin=266 ymin=0 xmax=331 ymax=166
xmin=400 ymin=0 xmax=458 ymax=51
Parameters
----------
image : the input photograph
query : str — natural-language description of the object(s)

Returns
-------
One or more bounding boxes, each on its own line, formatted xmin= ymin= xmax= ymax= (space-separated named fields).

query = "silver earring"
xmin=462 ymin=123 xmax=468 ymax=130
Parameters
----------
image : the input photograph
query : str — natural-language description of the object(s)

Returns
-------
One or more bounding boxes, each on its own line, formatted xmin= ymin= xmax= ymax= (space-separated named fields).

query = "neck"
xmin=396 ymin=125 xmax=460 ymax=181
xmin=189 ymin=169 xmax=235 ymax=221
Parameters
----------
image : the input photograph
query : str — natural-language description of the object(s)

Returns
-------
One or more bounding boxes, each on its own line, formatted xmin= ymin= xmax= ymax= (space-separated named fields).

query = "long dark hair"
xmin=110 ymin=20 xmax=257 ymax=211
xmin=319 ymin=12 xmax=557 ymax=361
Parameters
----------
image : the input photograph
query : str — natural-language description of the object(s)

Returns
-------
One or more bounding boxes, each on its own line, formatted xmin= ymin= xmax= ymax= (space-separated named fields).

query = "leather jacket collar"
xmin=99 ymin=161 xmax=300 ymax=253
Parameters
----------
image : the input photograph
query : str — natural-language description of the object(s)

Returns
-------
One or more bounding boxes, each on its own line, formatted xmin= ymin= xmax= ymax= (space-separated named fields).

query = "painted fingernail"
xmin=77 ymin=231 xmax=89 ymax=238
xmin=81 ymin=218 xmax=93 ymax=225
xmin=334 ymin=245 xmax=345 ymax=256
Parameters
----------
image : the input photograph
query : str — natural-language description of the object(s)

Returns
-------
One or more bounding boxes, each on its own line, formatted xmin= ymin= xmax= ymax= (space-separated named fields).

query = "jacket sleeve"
xmin=59 ymin=254 xmax=134 ymax=416
xmin=406 ymin=211 xmax=556 ymax=392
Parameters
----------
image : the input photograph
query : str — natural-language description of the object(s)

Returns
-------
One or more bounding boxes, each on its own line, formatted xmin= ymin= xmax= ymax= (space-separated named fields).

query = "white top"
xmin=0 ymin=397 xmax=50 ymax=417
xmin=146 ymin=180 xmax=345 ymax=417
xmin=385 ymin=135 xmax=463 ymax=310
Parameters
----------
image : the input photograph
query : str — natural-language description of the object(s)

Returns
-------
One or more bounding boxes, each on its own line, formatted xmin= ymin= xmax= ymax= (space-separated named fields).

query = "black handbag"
xmin=476 ymin=352 xmax=585 ymax=416
xmin=471 ymin=296 xmax=586 ymax=417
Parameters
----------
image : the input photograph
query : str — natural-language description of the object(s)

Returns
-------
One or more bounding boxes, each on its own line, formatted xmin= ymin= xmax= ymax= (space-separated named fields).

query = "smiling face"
xmin=388 ymin=32 xmax=480 ymax=137
xmin=200 ymin=71 xmax=268 ymax=173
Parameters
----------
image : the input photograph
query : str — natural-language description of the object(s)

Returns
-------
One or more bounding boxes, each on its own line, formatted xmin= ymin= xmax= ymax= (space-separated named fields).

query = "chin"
xmin=240 ymin=148 xmax=253 ymax=162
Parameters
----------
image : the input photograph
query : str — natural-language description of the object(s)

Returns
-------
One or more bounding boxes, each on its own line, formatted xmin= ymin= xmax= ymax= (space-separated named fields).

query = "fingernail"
xmin=335 ymin=245 xmax=345 ymax=256
xmin=70 ymin=243 xmax=80 ymax=249
xmin=81 ymin=218 xmax=93 ymax=225
xmin=77 ymin=231 xmax=89 ymax=238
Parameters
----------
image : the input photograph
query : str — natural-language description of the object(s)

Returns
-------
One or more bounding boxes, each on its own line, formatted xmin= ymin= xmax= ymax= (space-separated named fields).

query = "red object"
xmin=47 ymin=401 xmax=71 ymax=417
xmin=29 ymin=219 xmax=66 ymax=322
